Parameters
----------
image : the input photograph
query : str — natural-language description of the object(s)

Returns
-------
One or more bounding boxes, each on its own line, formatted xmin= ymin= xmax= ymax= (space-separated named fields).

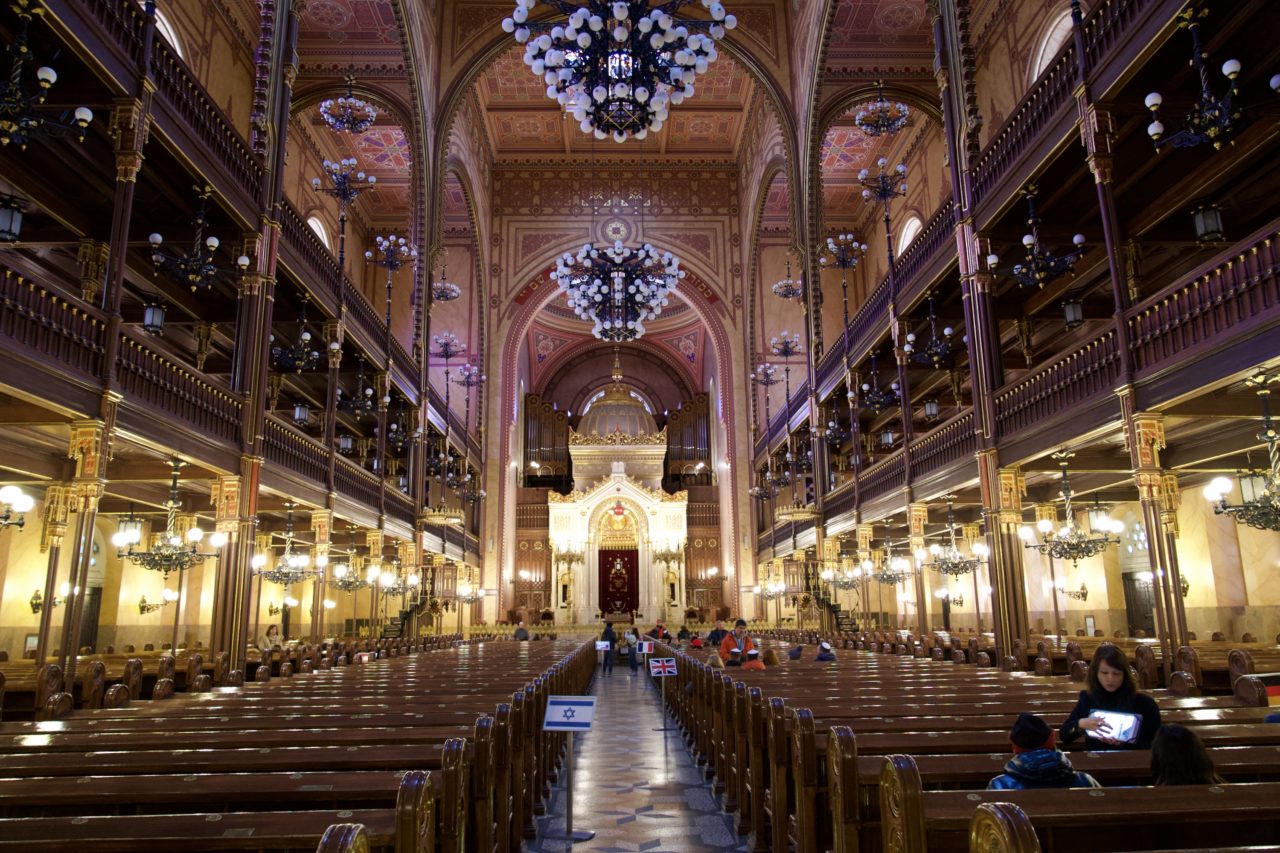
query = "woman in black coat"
xmin=600 ymin=623 xmax=617 ymax=675
xmin=1060 ymin=643 xmax=1161 ymax=750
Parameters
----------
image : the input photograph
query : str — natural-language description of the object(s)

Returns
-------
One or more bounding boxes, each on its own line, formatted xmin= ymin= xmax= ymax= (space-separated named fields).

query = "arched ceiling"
xmin=824 ymin=0 xmax=934 ymax=77
xmin=820 ymin=105 xmax=924 ymax=218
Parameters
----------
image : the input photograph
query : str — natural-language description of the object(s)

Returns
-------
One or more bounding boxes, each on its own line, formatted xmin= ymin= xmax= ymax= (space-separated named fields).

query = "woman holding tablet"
xmin=1060 ymin=643 xmax=1161 ymax=749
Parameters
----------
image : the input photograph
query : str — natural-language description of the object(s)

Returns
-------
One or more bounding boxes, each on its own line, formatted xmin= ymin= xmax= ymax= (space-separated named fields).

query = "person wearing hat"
xmin=726 ymin=647 xmax=743 ymax=667
xmin=815 ymin=641 xmax=837 ymax=662
xmin=786 ymin=645 xmax=803 ymax=661
xmin=719 ymin=618 xmax=755 ymax=662
xmin=742 ymin=648 xmax=766 ymax=671
xmin=988 ymin=713 xmax=1101 ymax=790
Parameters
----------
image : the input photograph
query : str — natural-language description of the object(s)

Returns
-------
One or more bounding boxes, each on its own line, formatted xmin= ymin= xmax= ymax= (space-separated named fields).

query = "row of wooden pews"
xmin=0 ymin=636 xmax=595 ymax=851
xmin=663 ymin=629 xmax=1280 ymax=853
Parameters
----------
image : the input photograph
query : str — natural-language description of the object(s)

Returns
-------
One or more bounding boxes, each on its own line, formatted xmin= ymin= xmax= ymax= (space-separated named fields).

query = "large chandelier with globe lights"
xmin=872 ymin=546 xmax=914 ymax=586
xmin=902 ymin=294 xmax=958 ymax=369
xmin=985 ymin=185 xmax=1085 ymax=290
xmin=771 ymin=258 xmax=803 ymax=301
xmin=858 ymin=349 xmax=899 ymax=413
xmin=854 ymin=80 xmax=910 ymax=137
xmin=319 ymin=75 xmax=377 ymax=134
xmin=505 ymin=0 xmax=737 ymax=141
xmin=115 ymin=460 xmax=225 ymax=577
xmin=1019 ymin=451 xmax=1123 ymax=566
xmin=149 ymin=187 xmax=250 ymax=291
xmin=258 ymin=503 xmax=321 ymax=587
xmin=922 ymin=497 xmax=988 ymax=578
xmin=1203 ymin=371 xmax=1280 ymax=532
xmin=553 ymin=240 xmax=683 ymax=341
xmin=432 ymin=257 xmax=462 ymax=303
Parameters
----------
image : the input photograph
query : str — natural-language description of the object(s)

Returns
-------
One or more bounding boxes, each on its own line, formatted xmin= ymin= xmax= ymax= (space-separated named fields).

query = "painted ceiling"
xmin=825 ymin=0 xmax=934 ymax=73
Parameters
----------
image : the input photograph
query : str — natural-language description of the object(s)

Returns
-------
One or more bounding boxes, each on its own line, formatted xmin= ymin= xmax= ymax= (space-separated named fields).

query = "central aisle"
xmin=529 ymin=660 xmax=747 ymax=852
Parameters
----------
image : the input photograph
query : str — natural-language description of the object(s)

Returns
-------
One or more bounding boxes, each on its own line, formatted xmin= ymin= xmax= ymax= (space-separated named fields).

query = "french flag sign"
xmin=649 ymin=657 xmax=677 ymax=677
xmin=636 ymin=641 xmax=655 ymax=654
xmin=544 ymin=696 xmax=597 ymax=731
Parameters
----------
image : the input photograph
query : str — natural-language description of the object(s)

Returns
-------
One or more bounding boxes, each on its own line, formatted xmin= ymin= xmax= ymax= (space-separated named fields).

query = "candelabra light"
xmin=271 ymin=297 xmax=321 ymax=373
xmin=903 ymin=294 xmax=958 ymax=368
xmin=30 ymin=582 xmax=70 ymax=614
xmin=505 ymin=0 xmax=737 ymax=141
xmin=0 ymin=485 xmax=34 ymax=529
xmin=553 ymin=241 xmax=683 ymax=341
xmin=853 ymin=80 xmax=910 ymax=137
xmin=0 ymin=0 xmax=94 ymax=149
xmin=858 ymin=350 xmax=899 ymax=413
xmin=923 ymin=498 xmax=988 ymax=578
xmin=433 ymin=258 xmax=462 ymax=303
xmin=769 ymin=331 xmax=801 ymax=359
xmin=1203 ymin=370 xmax=1280 ymax=531
xmin=1143 ymin=6 xmax=1280 ymax=150
xmin=258 ymin=502 xmax=320 ymax=587
xmin=312 ymin=157 xmax=374 ymax=270
xmin=339 ymin=357 xmax=379 ymax=419
xmin=319 ymin=75 xmax=377 ymax=134
xmin=115 ymin=460 xmax=224 ymax=577
xmin=872 ymin=548 xmax=914 ymax=585
xmin=985 ymin=185 xmax=1085 ymax=290
xmin=771 ymin=258 xmax=804 ymax=301
xmin=330 ymin=561 xmax=368 ymax=592
xmin=1019 ymin=452 xmax=1123 ymax=566
xmin=366 ymin=232 xmax=418 ymax=328
xmin=1055 ymin=581 xmax=1088 ymax=602
xmin=149 ymin=187 xmax=250 ymax=291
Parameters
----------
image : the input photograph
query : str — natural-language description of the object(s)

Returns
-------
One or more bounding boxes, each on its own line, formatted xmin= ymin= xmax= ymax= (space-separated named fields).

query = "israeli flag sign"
xmin=594 ymin=641 xmax=610 ymax=651
xmin=636 ymin=641 xmax=655 ymax=654
xmin=544 ymin=695 xmax=597 ymax=731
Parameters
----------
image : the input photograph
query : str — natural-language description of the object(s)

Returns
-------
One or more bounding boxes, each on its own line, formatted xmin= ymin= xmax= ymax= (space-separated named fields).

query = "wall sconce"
xmin=323 ymin=598 xmax=337 ymax=610
xmin=1062 ymin=298 xmax=1084 ymax=330
xmin=142 ymin=302 xmax=166 ymax=335
xmin=138 ymin=587 xmax=179 ymax=615
xmin=1055 ymin=581 xmax=1088 ymax=601
xmin=1191 ymin=203 xmax=1225 ymax=243
xmin=0 ymin=193 xmax=27 ymax=243
xmin=0 ymin=484 xmax=35 ymax=529
xmin=30 ymin=582 xmax=71 ymax=614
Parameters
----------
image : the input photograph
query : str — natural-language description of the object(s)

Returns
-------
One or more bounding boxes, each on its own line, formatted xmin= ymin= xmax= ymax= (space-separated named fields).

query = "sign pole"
xmin=543 ymin=696 xmax=596 ymax=844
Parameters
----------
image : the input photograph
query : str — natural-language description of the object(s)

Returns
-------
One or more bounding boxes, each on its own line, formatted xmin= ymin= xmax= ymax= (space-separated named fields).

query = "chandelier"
xmin=385 ymin=405 xmax=410 ymax=455
xmin=1019 ymin=452 xmax=1123 ymax=566
xmin=872 ymin=548 xmax=914 ymax=585
xmin=433 ymin=259 xmax=462 ymax=303
xmin=554 ymin=241 xmax=683 ymax=341
xmin=271 ymin=296 xmax=321 ymax=373
xmin=858 ymin=350 xmax=899 ymax=413
xmin=821 ymin=561 xmax=862 ymax=591
xmin=453 ymin=363 xmax=487 ymax=505
xmin=749 ymin=363 xmax=782 ymax=501
xmin=505 ymin=0 xmax=737 ymax=141
xmin=923 ymin=498 xmax=988 ymax=578
xmin=312 ymin=157 xmax=374 ymax=268
xmin=985 ymin=185 xmax=1085 ymax=289
xmin=769 ymin=330 xmax=801 ymax=359
xmin=330 ymin=562 xmax=368 ymax=593
xmin=0 ymin=484 xmax=34 ymax=529
xmin=1203 ymin=371 xmax=1280 ymax=531
xmin=0 ymin=0 xmax=94 ymax=149
xmin=258 ymin=503 xmax=320 ymax=587
xmin=853 ymin=80 xmax=909 ymax=137
xmin=753 ymin=577 xmax=786 ymax=600
xmin=377 ymin=560 xmax=421 ymax=598
xmin=339 ymin=357 xmax=379 ymax=419
xmin=771 ymin=258 xmax=803 ymax=301
xmin=319 ymin=74 xmax=377 ymax=134
xmin=903 ymin=294 xmax=958 ymax=368
xmin=116 ymin=460 xmax=224 ymax=577
xmin=149 ymin=187 xmax=250 ymax=291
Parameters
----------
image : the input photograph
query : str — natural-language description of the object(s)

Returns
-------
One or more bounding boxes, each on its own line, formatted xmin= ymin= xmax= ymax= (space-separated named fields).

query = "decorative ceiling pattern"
xmin=298 ymin=0 xmax=402 ymax=48
xmin=820 ymin=125 xmax=880 ymax=170
xmin=312 ymin=116 xmax=413 ymax=218
xmin=354 ymin=126 xmax=413 ymax=170
xmin=760 ymin=173 xmax=791 ymax=231
xmin=826 ymin=0 xmax=933 ymax=67
xmin=819 ymin=113 xmax=905 ymax=214
xmin=442 ymin=171 xmax=471 ymax=231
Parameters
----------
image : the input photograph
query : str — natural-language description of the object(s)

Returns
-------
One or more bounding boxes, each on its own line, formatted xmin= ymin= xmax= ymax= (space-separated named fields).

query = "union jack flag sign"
xmin=649 ymin=657 xmax=677 ymax=677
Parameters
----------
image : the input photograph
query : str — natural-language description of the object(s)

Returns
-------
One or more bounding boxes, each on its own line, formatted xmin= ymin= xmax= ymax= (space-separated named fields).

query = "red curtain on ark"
xmin=598 ymin=548 xmax=639 ymax=615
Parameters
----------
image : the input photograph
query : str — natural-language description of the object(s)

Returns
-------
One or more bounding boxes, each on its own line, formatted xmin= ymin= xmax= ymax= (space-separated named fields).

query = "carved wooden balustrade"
xmin=909 ymin=410 xmax=976 ymax=481
xmin=822 ymin=478 xmax=857 ymax=521
xmin=0 ymin=267 xmax=105 ymax=380
xmin=262 ymin=416 xmax=331 ymax=486
xmin=893 ymin=197 xmax=958 ymax=298
xmin=994 ymin=329 xmax=1121 ymax=442
xmin=386 ymin=486 xmax=416 ymax=526
xmin=858 ymin=449 xmax=906 ymax=509
xmin=335 ymin=455 xmax=383 ymax=511
xmin=115 ymin=333 xmax=243 ymax=446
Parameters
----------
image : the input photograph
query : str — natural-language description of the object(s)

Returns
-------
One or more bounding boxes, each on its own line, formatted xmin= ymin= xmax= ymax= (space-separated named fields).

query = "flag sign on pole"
xmin=649 ymin=657 xmax=677 ymax=677
xmin=594 ymin=641 xmax=610 ymax=651
xmin=636 ymin=641 xmax=655 ymax=654
xmin=544 ymin=696 xmax=597 ymax=731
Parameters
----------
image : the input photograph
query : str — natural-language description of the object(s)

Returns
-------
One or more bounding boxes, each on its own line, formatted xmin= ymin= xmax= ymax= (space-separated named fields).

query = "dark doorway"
xmin=1122 ymin=574 xmax=1157 ymax=637
xmin=78 ymin=586 xmax=103 ymax=652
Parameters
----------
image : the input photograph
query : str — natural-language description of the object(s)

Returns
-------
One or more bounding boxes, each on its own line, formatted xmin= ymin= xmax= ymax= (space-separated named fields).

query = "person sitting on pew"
xmin=787 ymin=645 xmax=803 ymax=661
xmin=690 ymin=632 xmax=704 ymax=649
xmin=726 ymin=648 xmax=743 ymax=667
xmin=1151 ymin=724 xmax=1225 ymax=786
xmin=989 ymin=713 xmax=1101 ymax=790
xmin=815 ymin=641 xmax=837 ymax=662
xmin=262 ymin=624 xmax=282 ymax=648
xmin=1060 ymin=644 xmax=1161 ymax=750
xmin=763 ymin=649 xmax=781 ymax=667
xmin=706 ymin=619 xmax=728 ymax=648
xmin=513 ymin=621 xmax=531 ymax=641
xmin=742 ymin=648 xmax=766 ymax=671
xmin=677 ymin=625 xmax=691 ymax=642
xmin=719 ymin=619 xmax=755 ymax=661
xmin=708 ymin=651 xmax=725 ymax=669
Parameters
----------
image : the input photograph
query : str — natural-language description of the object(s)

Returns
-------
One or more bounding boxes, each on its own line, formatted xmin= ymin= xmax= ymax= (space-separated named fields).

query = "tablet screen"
xmin=1088 ymin=710 xmax=1140 ymax=743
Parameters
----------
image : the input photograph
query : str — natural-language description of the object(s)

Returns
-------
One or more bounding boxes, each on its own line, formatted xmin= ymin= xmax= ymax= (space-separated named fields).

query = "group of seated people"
xmin=702 ymin=618 xmax=839 ymax=669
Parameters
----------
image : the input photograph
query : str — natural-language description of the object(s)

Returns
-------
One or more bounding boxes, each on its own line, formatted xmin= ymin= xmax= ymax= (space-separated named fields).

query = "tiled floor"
xmin=529 ymin=661 xmax=748 ymax=852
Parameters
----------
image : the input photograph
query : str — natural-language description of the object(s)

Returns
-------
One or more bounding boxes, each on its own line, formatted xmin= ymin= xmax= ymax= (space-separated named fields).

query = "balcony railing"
xmin=910 ymin=410 xmax=976 ymax=480
xmin=858 ymin=450 xmax=905 ymax=507
xmin=1128 ymin=222 xmax=1280 ymax=376
xmin=994 ymin=330 xmax=1121 ymax=441
xmin=386 ymin=487 xmax=416 ymax=526
xmin=0 ymin=268 xmax=105 ymax=379
xmin=262 ymin=416 xmax=330 ymax=486
xmin=335 ymin=455 xmax=383 ymax=510
xmin=893 ymin=197 xmax=957 ymax=295
xmin=115 ymin=332 xmax=243 ymax=446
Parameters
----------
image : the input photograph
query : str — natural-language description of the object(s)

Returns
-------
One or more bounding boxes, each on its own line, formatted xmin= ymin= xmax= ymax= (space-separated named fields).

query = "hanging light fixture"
xmin=385 ymin=404 xmax=410 ymax=456
xmin=338 ymin=356 xmax=378 ymax=419
xmin=312 ymin=157 xmax=374 ymax=269
xmin=858 ymin=350 xmax=899 ymax=413
xmin=749 ymin=361 xmax=783 ymax=502
xmin=453 ymin=363 xmax=487 ymax=505
xmin=433 ymin=256 xmax=462 ymax=303
xmin=1191 ymin=202 xmax=1225 ymax=243
xmin=872 ymin=545 xmax=915 ymax=585
xmin=1142 ymin=6 xmax=1279 ymax=150
xmin=0 ymin=0 xmax=94 ymax=149
xmin=923 ymin=497 xmax=986 ymax=578
xmin=771 ymin=257 xmax=803 ymax=301
xmin=923 ymin=397 xmax=941 ymax=421
xmin=258 ymin=502 xmax=320 ymax=587
xmin=117 ymin=459 xmax=223 ymax=577
xmin=1018 ymin=451 xmax=1123 ymax=566
xmin=1062 ymin=297 xmax=1084 ymax=330
xmin=423 ymin=332 xmax=466 ymax=527
xmin=903 ymin=293 xmax=957 ymax=368
xmin=505 ymin=0 xmax=736 ymax=141
xmin=149 ymin=187 xmax=250 ymax=291
xmin=291 ymin=401 xmax=311 ymax=427
xmin=553 ymin=241 xmax=683 ymax=341
xmin=853 ymin=80 xmax=910 ymax=137
xmin=0 ymin=193 xmax=27 ymax=242
xmin=329 ymin=528 xmax=368 ymax=592
xmin=1203 ymin=370 xmax=1280 ymax=531
xmin=985 ymin=185 xmax=1085 ymax=289
xmin=0 ymin=485 xmax=34 ymax=529
xmin=141 ymin=302 xmax=166 ymax=335
xmin=319 ymin=74 xmax=377 ymax=134
xmin=271 ymin=297 xmax=322 ymax=373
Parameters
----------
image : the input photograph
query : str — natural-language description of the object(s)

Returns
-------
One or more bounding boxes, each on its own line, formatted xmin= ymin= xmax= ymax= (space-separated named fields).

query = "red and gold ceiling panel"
xmin=298 ymin=0 xmax=402 ymax=46
xmin=665 ymin=112 xmax=742 ymax=152
xmin=488 ymin=112 xmax=565 ymax=151
xmin=760 ymin=174 xmax=791 ymax=231
xmin=825 ymin=0 xmax=933 ymax=71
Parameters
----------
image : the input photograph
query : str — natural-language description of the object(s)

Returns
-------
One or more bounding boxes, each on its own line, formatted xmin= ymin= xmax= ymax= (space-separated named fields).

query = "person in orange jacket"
xmin=719 ymin=618 xmax=755 ymax=661
xmin=741 ymin=648 xmax=766 ymax=671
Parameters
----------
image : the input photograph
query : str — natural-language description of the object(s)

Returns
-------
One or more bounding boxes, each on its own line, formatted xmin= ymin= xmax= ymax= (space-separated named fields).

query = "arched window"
xmin=1029 ymin=9 xmax=1074 ymax=84
xmin=306 ymin=216 xmax=331 ymax=250
xmin=153 ymin=8 xmax=185 ymax=61
xmin=896 ymin=215 xmax=924 ymax=257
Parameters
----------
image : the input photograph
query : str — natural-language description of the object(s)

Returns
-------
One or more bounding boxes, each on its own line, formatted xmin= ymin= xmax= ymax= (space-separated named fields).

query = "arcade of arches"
xmin=0 ymin=0 xmax=1278 ymax=680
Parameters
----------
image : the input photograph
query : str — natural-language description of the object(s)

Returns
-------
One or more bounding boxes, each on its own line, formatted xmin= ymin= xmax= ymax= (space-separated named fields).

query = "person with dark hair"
xmin=1060 ymin=643 xmax=1161 ymax=750
xmin=513 ymin=621 xmax=530 ymax=641
xmin=742 ymin=648 xmax=766 ymax=670
xmin=786 ymin=645 xmax=803 ymax=661
xmin=989 ymin=713 xmax=1101 ymax=790
xmin=600 ymin=622 xmax=617 ymax=675
xmin=719 ymin=619 xmax=755 ymax=661
xmin=816 ymin=641 xmax=837 ymax=662
xmin=706 ymin=619 xmax=728 ymax=649
xmin=726 ymin=647 xmax=743 ymax=667
xmin=1151 ymin=724 xmax=1225 ymax=786
xmin=677 ymin=625 xmax=691 ymax=642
